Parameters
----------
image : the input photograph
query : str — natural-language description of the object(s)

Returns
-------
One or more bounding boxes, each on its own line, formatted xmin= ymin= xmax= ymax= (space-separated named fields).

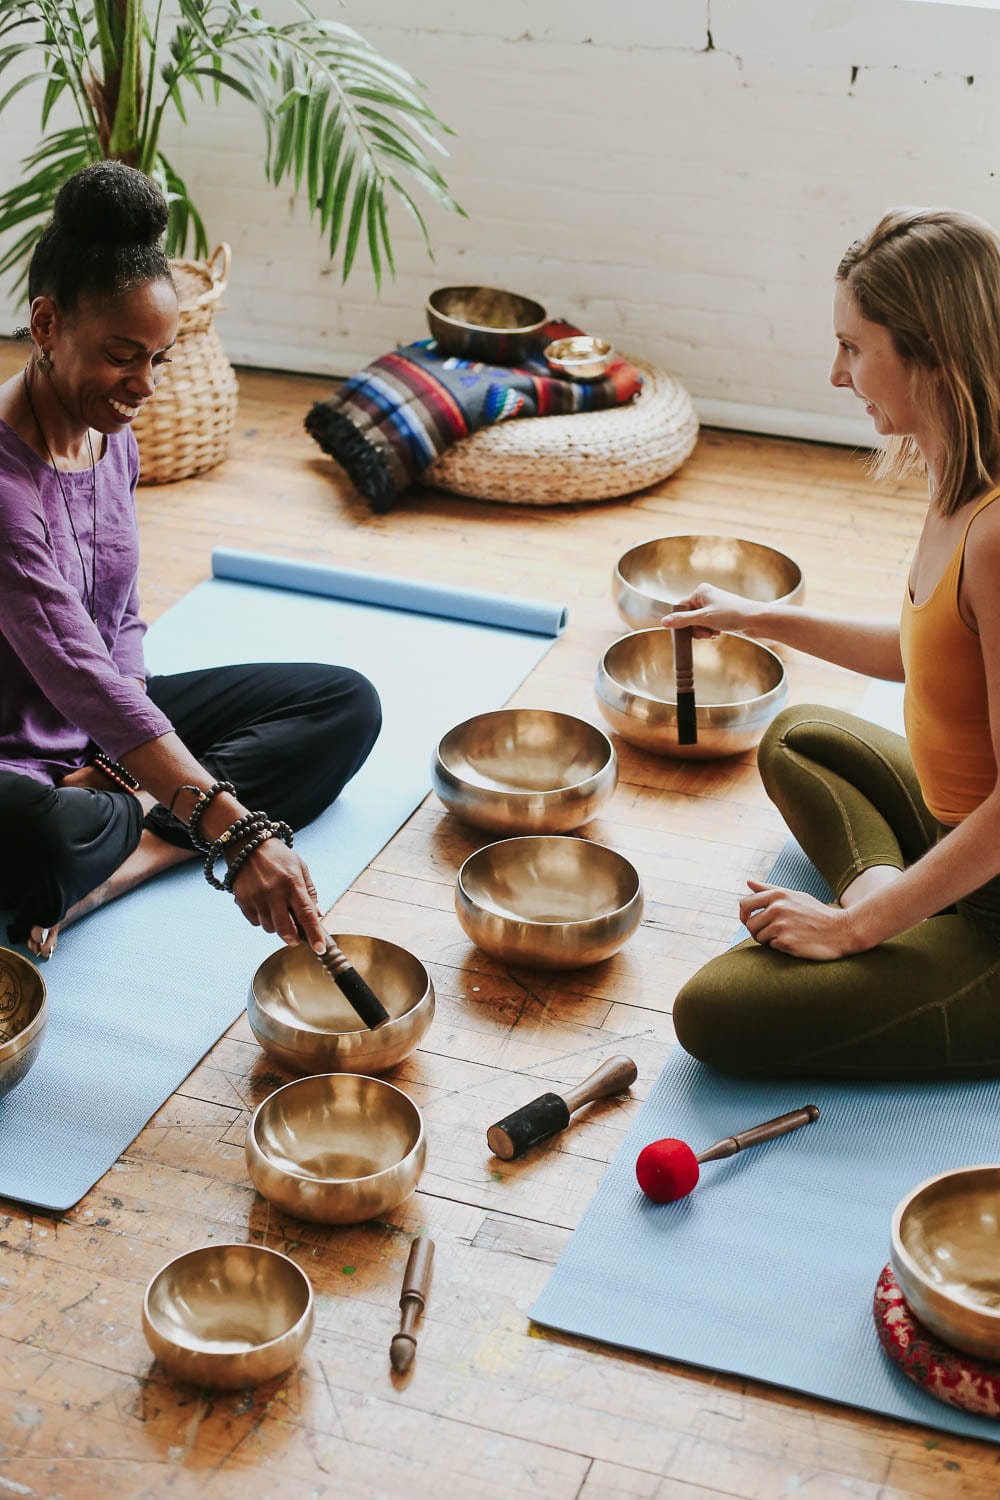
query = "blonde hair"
xmin=837 ymin=208 xmax=1000 ymax=515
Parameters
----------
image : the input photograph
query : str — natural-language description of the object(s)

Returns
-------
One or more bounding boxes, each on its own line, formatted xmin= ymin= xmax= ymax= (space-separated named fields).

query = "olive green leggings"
xmin=672 ymin=704 xmax=1000 ymax=1078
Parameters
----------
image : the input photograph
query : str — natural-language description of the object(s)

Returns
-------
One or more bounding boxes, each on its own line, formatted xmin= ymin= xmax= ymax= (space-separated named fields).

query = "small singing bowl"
xmin=246 ymin=1073 xmax=426 ymax=1226
xmin=596 ymin=628 xmax=787 ymax=760
xmin=544 ymin=335 xmax=614 ymax=381
xmin=891 ymin=1166 xmax=1000 ymax=1362
xmin=432 ymin=709 xmax=618 ymax=835
xmin=426 ymin=285 xmax=548 ymax=363
xmin=456 ymin=835 xmax=643 ymax=969
xmin=142 ymin=1243 xmax=314 ymax=1389
xmin=614 ymin=534 xmax=804 ymax=631
xmin=0 ymin=947 xmax=47 ymax=1100
xmin=248 ymin=934 xmax=434 ymax=1075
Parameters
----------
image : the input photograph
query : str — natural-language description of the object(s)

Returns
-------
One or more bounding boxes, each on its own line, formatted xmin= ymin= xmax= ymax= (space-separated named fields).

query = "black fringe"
xmin=304 ymin=402 xmax=398 ymax=514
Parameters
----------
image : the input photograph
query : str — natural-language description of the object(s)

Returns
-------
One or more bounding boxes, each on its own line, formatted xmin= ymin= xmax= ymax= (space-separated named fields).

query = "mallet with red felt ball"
xmin=487 ymin=1055 xmax=639 ymax=1160
xmin=636 ymin=1104 xmax=820 ymax=1203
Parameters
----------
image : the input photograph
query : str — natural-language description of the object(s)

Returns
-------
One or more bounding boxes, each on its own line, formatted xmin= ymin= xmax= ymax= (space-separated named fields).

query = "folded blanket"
xmin=304 ymin=320 xmax=643 ymax=513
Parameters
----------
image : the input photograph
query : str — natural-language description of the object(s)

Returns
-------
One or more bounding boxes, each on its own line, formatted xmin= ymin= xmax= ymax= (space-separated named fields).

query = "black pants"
xmin=0 ymin=662 xmax=381 ymax=943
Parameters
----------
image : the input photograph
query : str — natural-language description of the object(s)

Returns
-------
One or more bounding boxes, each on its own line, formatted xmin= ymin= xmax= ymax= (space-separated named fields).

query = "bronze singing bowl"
xmin=613 ymin=534 xmax=804 ymax=631
xmin=246 ymin=1073 xmax=426 ymax=1225
xmin=426 ymin=285 xmax=548 ymax=363
xmin=544 ymin=335 xmax=614 ymax=381
xmin=0 ymin=947 xmax=47 ymax=1100
xmin=456 ymin=835 xmax=643 ymax=969
xmin=248 ymin=934 xmax=434 ymax=1075
xmin=891 ymin=1166 xmax=1000 ymax=1361
xmin=596 ymin=628 xmax=787 ymax=760
xmin=142 ymin=1242 xmax=314 ymax=1389
xmin=433 ymin=709 xmax=618 ymax=835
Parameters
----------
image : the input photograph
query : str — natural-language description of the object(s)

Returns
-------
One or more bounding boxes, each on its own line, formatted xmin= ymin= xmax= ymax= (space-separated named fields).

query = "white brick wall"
xmin=3 ymin=0 xmax=1000 ymax=444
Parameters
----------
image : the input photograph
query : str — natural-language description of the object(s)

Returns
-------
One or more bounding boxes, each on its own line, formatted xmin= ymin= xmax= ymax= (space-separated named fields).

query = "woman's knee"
xmin=756 ymin=702 xmax=826 ymax=794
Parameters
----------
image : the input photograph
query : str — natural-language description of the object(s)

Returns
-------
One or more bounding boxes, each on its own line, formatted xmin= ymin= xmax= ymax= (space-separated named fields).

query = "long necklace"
xmin=22 ymin=365 xmax=98 ymax=621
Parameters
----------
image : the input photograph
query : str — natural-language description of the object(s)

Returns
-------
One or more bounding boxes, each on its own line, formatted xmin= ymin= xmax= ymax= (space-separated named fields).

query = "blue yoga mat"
xmin=532 ymin=676 xmax=1000 ymax=1442
xmin=0 ymin=552 xmax=566 ymax=1212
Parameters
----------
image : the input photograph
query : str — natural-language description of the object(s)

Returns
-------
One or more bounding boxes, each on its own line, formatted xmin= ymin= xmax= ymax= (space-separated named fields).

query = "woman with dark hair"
xmin=0 ymin=160 xmax=381 ymax=960
xmin=663 ymin=209 xmax=1000 ymax=1078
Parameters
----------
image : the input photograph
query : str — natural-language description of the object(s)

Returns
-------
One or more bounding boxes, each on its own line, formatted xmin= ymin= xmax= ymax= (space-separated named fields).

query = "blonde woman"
xmin=664 ymin=209 xmax=1000 ymax=1076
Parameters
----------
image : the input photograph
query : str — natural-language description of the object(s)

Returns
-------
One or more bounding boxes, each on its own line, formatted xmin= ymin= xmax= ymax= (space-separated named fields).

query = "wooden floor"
xmin=1 ymin=349 xmax=993 ymax=1500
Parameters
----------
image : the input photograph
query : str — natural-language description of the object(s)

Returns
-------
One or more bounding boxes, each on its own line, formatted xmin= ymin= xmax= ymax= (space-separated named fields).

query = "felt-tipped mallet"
xmin=389 ymin=1236 xmax=435 ymax=1374
xmin=636 ymin=1104 xmax=820 ymax=1203
xmin=487 ymin=1055 xmax=639 ymax=1161
xmin=316 ymin=931 xmax=391 ymax=1030
xmin=670 ymin=601 xmax=697 ymax=746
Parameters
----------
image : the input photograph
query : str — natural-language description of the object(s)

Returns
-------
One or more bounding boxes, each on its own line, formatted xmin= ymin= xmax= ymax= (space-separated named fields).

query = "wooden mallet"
xmin=670 ymin=600 xmax=697 ymax=746
xmin=636 ymin=1104 xmax=820 ymax=1203
xmin=390 ymin=1236 xmax=435 ymax=1374
xmin=487 ymin=1055 xmax=638 ymax=1161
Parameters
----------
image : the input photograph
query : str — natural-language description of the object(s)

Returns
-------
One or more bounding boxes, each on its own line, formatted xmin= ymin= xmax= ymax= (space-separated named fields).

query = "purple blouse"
xmin=0 ymin=421 xmax=173 ymax=785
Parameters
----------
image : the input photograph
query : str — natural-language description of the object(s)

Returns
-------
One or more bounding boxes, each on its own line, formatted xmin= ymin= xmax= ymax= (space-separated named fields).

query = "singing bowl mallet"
xmin=670 ymin=601 xmax=697 ymax=746
xmin=316 ymin=931 xmax=391 ymax=1030
xmin=390 ymin=1236 xmax=435 ymax=1374
xmin=487 ymin=1055 xmax=639 ymax=1161
xmin=636 ymin=1104 xmax=820 ymax=1203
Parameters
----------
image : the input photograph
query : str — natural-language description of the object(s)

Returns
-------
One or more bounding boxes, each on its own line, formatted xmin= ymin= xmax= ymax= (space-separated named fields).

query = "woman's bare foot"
xmin=839 ymin=864 xmax=903 ymax=907
xmin=25 ymin=829 xmax=197 ymax=961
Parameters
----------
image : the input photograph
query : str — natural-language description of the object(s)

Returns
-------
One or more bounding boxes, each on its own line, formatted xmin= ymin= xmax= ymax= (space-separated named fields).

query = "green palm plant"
xmin=0 ymin=0 xmax=463 ymax=293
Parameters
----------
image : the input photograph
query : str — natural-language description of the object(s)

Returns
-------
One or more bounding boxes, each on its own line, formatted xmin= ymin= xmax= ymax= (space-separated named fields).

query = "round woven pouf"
xmin=425 ymin=357 xmax=698 ymax=505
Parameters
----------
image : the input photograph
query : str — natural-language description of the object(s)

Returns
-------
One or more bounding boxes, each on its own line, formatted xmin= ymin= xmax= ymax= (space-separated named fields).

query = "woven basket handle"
xmin=207 ymin=243 xmax=231 ymax=294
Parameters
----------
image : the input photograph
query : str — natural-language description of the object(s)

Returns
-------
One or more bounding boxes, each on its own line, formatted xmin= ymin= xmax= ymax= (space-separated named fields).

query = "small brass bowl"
xmin=246 ymin=1073 xmax=426 ymax=1225
xmin=595 ymin=628 xmax=787 ymax=760
xmin=891 ymin=1166 xmax=1000 ymax=1362
xmin=544 ymin=335 xmax=614 ymax=381
xmin=456 ymin=835 xmax=643 ymax=969
xmin=0 ymin=947 xmax=47 ymax=1100
xmin=248 ymin=934 xmax=434 ymax=1075
xmin=426 ymin=285 xmax=547 ymax=363
xmin=142 ymin=1243 xmax=314 ymax=1389
xmin=433 ymin=709 xmax=618 ymax=835
xmin=614 ymin=534 xmax=804 ymax=631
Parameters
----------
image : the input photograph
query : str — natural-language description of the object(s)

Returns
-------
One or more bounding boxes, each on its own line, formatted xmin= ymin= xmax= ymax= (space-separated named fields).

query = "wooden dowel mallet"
xmin=390 ymin=1237 xmax=435 ymax=1374
xmin=670 ymin=600 xmax=697 ymax=746
xmin=487 ymin=1055 xmax=638 ymax=1160
xmin=636 ymin=1105 xmax=820 ymax=1203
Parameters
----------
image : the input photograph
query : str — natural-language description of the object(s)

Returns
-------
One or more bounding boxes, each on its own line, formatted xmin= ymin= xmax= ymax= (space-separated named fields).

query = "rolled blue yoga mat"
xmin=0 ymin=554 xmax=568 ymax=1211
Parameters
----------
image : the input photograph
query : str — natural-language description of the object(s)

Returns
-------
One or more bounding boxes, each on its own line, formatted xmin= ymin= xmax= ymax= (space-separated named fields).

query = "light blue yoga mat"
xmin=532 ymin=676 xmax=1000 ymax=1441
xmin=0 ymin=551 xmax=566 ymax=1212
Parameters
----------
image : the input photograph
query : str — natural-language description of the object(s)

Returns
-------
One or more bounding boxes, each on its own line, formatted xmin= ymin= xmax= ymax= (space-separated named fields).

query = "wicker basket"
xmin=134 ymin=243 xmax=239 ymax=485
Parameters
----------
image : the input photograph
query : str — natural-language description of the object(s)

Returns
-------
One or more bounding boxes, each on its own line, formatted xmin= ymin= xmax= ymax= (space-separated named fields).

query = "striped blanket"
xmin=304 ymin=320 xmax=643 ymax=512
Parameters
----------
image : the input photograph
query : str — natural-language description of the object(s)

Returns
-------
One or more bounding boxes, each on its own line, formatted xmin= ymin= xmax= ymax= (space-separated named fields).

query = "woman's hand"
xmin=660 ymin=583 xmax=769 ymax=640
xmin=230 ymin=837 xmax=328 ymax=952
xmin=739 ymin=877 xmax=866 ymax=960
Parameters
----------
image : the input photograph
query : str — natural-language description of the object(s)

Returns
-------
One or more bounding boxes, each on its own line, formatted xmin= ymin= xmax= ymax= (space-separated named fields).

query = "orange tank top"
xmin=899 ymin=486 xmax=1000 ymax=824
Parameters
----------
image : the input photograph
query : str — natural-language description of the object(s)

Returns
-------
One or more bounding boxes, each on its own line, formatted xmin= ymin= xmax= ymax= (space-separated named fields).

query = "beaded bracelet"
xmin=202 ymin=812 xmax=270 ymax=890
xmin=220 ymin=819 xmax=295 ymax=894
xmin=187 ymin=780 xmax=237 ymax=852
xmin=92 ymin=751 xmax=140 ymax=792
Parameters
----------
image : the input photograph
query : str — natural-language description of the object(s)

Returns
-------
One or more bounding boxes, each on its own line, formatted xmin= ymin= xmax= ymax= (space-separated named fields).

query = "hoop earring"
xmin=36 ymin=349 xmax=52 ymax=374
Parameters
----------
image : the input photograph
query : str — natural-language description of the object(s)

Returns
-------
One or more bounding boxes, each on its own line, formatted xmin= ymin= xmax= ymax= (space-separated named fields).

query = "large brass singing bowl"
xmin=246 ymin=1073 xmax=426 ymax=1225
xmin=142 ymin=1242 xmax=314 ymax=1389
xmin=426 ymin=285 xmax=548 ymax=363
xmin=596 ymin=628 xmax=787 ymax=759
xmin=614 ymin=534 xmax=804 ymax=631
xmin=433 ymin=709 xmax=618 ymax=835
xmin=456 ymin=835 xmax=643 ymax=969
xmin=891 ymin=1166 xmax=1000 ymax=1361
xmin=0 ymin=947 xmax=46 ymax=1100
xmin=248 ymin=934 xmax=434 ymax=1075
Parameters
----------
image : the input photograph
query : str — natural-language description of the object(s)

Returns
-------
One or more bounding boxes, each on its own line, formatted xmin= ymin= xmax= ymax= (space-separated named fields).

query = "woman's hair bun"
xmin=53 ymin=160 xmax=169 ymax=246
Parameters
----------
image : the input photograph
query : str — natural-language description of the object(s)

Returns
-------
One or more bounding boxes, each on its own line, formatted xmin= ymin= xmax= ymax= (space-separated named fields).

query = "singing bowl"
xmin=426 ymin=285 xmax=548 ymax=363
xmin=248 ymin=935 xmax=434 ymax=1075
xmin=544 ymin=334 xmax=614 ymax=381
xmin=891 ymin=1166 xmax=1000 ymax=1361
xmin=0 ymin=947 xmax=47 ymax=1100
xmin=142 ymin=1243 xmax=314 ymax=1389
xmin=246 ymin=1073 xmax=426 ymax=1225
xmin=614 ymin=534 xmax=804 ymax=631
xmin=456 ymin=835 xmax=643 ymax=969
xmin=595 ymin=628 xmax=787 ymax=759
xmin=432 ymin=709 xmax=618 ymax=835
